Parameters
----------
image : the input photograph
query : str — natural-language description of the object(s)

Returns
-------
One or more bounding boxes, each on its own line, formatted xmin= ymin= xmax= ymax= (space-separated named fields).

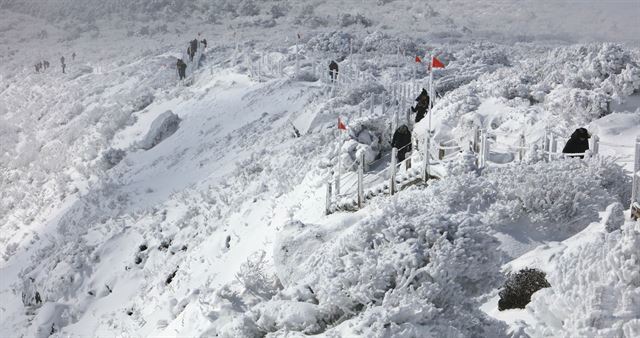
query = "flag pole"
xmin=428 ymin=55 xmax=434 ymax=137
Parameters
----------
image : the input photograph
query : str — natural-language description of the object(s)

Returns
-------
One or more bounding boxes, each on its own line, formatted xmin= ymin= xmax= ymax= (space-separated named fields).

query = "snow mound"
xmin=138 ymin=110 xmax=181 ymax=150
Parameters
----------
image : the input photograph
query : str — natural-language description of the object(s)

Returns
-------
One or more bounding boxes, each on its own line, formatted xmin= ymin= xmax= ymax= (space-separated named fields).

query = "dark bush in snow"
xmin=498 ymin=268 xmax=550 ymax=311
xmin=101 ymin=148 xmax=126 ymax=169
xmin=139 ymin=110 xmax=181 ymax=150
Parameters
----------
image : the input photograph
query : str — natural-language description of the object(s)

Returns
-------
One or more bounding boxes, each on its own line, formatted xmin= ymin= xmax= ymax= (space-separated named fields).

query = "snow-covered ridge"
xmin=1 ymin=7 xmax=640 ymax=337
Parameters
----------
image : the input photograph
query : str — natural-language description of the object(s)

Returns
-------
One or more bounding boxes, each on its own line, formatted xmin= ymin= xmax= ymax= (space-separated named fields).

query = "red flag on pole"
xmin=431 ymin=56 xmax=445 ymax=69
xmin=338 ymin=117 xmax=347 ymax=130
xmin=415 ymin=56 xmax=422 ymax=63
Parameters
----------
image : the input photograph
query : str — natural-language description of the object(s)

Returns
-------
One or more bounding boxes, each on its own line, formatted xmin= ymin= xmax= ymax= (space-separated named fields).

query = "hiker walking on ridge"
xmin=72 ymin=52 xmax=76 ymax=60
xmin=562 ymin=128 xmax=590 ymax=159
xmin=392 ymin=125 xmax=412 ymax=162
xmin=189 ymin=39 xmax=198 ymax=61
xmin=176 ymin=58 xmax=187 ymax=80
xmin=412 ymin=89 xmax=430 ymax=123
xmin=329 ymin=60 xmax=339 ymax=82
xmin=60 ymin=56 xmax=66 ymax=74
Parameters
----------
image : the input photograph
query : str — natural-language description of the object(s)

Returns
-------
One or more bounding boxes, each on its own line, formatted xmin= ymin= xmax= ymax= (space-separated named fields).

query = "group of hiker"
xmin=176 ymin=35 xmax=207 ymax=80
xmin=388 ymin=85 xmax=591 ymax=163
xmin=34 ymin=52 xmax=75 ymax=74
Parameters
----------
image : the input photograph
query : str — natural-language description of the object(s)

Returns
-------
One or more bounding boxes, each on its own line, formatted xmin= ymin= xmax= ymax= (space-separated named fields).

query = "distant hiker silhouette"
xmin=72 ymin=52 xmax=76 ymax=60
xmin=189 ymin=39 xmax=198 ymax=61
xmin=43 ymin=60 xmax=49 ymax=69
xmin=201 ymin=38 xmax=207 ymax=49
xmin=60 ymin=56 xmax=66 ymax=74
xmin=412 ymin=89 xmax=430 ymax=123
xmin=176 ymin=58 xmax=187 ymax=80
xmin=35 ymin=63 xmax=40 ymax=73
xmin=562 ymin=128 xmax=590 ymax=159
xmin=392 ymin=125 xmax=412 ymax=162
xmin=329 ymin=60 xmax=339 ymax=82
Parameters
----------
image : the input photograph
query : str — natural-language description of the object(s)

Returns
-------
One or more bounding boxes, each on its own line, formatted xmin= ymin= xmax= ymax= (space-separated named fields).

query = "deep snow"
xmin=1 ymin=1 xmax=640 ymax=337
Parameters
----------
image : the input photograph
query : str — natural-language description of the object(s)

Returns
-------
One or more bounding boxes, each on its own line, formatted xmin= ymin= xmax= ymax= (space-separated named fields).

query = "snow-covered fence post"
xmin=550 ymin=133 xmax=557 ymax=160
xmin=382 ymin=92 xmax=387 ymax=115
xmin=438 ymin=143 xmax=445 ymax=160
xmin=479 ymin=129 xmax=488 ymax=168
xmin=631 ymin=136 xmax=640 ymax=219
xmin=390 ymin=148 xmax=398 ymax=195
xmin=405 ymin=106 xmax=411 ymax=127
xmin=370 ymin=93 xmax=375 ymax=115
xmin=357 ymin=152 xmax=365 ymax=208
xmin=335 ymin=153 xmax=342 ymax=196
xmin=519 ymin=134 xmax=526 ymax=161
xmin=473 ymin=126 xmax=480 ymax=153
xmin=543 ymin=128 xmax=550 ymax=161
xmin=325 ymin=182 xmax=332 ymax=215
xmin=591 ymin=135 xmax=600 ymax=155
xmin=422 ymin=134 xmax=431 ymax=182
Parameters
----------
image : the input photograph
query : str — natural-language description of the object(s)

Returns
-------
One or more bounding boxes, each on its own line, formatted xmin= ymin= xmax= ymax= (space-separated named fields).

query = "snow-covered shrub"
xmin=602 ymin=202 xmax=625 ymax=232
xmin=521 ymin=221 xmax=640 ymax=337
xmin=498 ymin=268 xmax=550 ymax=310
xmin=544 ymin=86 xmax=610 ymax=132
xmin=235 ymin=251 xmax=281 ymax=301
xmin=237 ymin=0 xmax=259 ymax=17
xmin=307 ymin=31 xmax=358 ymax=59
xmin=21 ymin=277 xmax=43 ymax=308
xmin=101 ymin=148 xmax=126 ymax=169
xmin=484 ymin=157 xmax=630 ymax=231
xmin=338 ymin=13 xmax=372 ymax=28
xmin=269 ymin=3 xmax=289 ymax=19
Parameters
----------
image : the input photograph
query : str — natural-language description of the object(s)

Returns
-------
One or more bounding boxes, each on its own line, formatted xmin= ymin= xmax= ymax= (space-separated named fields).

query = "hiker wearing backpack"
xmin=392 ymin=125 xmax=412 ymax=162
xmin=329 ymin=60 xmax=339 ymax=82
xmin=562 ymin=128 xmax=590 ymax=159
xmin=412 ymin=89 xmax=430 ymax=123
xmin=176 ymin=58 xmax=187 ymax=80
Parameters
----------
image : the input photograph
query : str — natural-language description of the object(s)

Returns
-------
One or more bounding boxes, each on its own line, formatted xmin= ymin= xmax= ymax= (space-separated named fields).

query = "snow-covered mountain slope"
xmin=1 ymin=2 xmax=640 ymax=337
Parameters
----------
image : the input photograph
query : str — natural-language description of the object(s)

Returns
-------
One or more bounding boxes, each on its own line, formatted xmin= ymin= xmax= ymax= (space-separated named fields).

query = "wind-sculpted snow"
xmin=212 ymin=157 xmax=630 ymax=336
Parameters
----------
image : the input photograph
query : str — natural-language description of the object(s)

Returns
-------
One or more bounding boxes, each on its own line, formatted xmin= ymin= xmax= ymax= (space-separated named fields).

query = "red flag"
xmin=415 ymin=56 xmax=422 ymax=63
xmin=431 ymin=56 xmax=445 ymax=69
xmin=338 ymin=117 xmax=347 ymax=130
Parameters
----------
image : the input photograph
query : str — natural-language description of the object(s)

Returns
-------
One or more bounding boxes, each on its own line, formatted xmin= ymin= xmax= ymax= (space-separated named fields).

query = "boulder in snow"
xmin=139 ymin=110 xmax=181 ymax=150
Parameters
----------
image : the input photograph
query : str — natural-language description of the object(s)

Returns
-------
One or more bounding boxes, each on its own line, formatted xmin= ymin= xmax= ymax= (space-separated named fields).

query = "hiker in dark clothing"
xmin=35 ymin=63 xmax=40 ymax=73
xmin=176 ymin=58 xmax=187 ymax=80
xmin=392 ymin=125 xmax=412 ymax=162
xmin=329 ymin=61 xmax=339 ymax=82
xmin=189 ymin=39 xmax=198 ymax=60
xmin=562 ymin=127 xmax=590 ymax=159
xmin=201 ymin=38 xmax=207 ymax=49
xmin=43 ymin=60 xmax=49 ymax=69
xmin=72 ymin=52 xmax=76 ymax=60
xmin=60 ymin=56 xmax=66 ymax=73
xmin=412 ymin=89 xmax=430 ymax=123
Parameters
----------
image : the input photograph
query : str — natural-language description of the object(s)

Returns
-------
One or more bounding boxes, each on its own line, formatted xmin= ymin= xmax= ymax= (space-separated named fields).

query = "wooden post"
xmin=370 ymin=93 xmax=375 ymax=115
xmin=631 ymin=136 xmax=640 ymax=214
xmin=479 ymin=129 xmax=488 ymax=168
xmin=357 ymin=152 xmax=365 ymax=208
xmin=422 ymin=134 xmax=430 ymax=182
xmin=591 ymin=135 xmax=600 ymax=155
xmin=335 ymin=152 xmax=341 ymax=196
xmin=439 ymin=143 xmax=445 ymax=160
xmin=405 ymin=106 xmax=411 ymax=128
xmin=380 ymin=92 xmax=387 ymax=116
xmin=473 ymin=126 xmax=480 ymax=153
xmin=390 ymin=148 xmax=398 ymax=195
xmin=519 ymin=134 xmax=526 ymax=161
xmin=543 ymin=129 xmax=550 ymax=161
xmin=325 ymin=182 xmax=332 ymax=215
